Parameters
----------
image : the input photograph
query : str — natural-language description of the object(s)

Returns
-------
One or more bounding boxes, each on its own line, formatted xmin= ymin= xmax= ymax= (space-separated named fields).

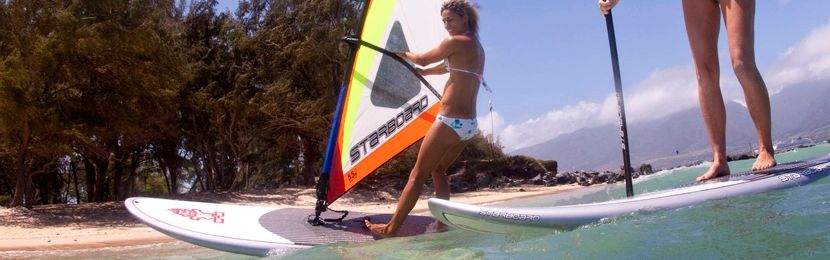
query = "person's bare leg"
xmin=431 ymin=141 xmax=465 ymax=200
xmin=683 ymin=0 xmax=731 ymax=181
xmin=364 ymin=121 xmax=460 ymax=237
xmin=428 ymin=141 xmax=466 ymax=232
xmin=720 ymin=0 xmax=776 ymax=171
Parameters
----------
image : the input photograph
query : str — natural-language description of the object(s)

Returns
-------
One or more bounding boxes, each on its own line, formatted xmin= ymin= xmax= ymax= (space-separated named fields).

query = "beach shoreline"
xmin=0 ymin=183 xmax=589 ymax=252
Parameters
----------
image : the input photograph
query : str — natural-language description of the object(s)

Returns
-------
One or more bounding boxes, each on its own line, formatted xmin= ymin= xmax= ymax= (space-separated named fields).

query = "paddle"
xmin=604 ymin=11 xmax=635 ymax=197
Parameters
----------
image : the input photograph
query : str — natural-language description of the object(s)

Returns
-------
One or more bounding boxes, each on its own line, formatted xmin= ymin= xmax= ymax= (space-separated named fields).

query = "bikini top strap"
xmin=443 ymin=59 xmax=491 ymax=93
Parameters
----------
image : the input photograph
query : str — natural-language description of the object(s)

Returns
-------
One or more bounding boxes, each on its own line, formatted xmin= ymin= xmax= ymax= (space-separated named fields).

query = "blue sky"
xmin=217 ymin=1 xmax=830 ymax=151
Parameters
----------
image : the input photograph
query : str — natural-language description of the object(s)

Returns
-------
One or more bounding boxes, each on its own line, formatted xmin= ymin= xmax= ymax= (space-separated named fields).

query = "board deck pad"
xmin=693 ymin=157 xmax=823 ymax=184
xmin=260 ymin=208 xmax=434 ymax=245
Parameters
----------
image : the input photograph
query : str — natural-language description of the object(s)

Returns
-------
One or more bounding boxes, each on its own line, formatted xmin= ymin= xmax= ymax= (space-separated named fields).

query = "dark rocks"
xmin=576 ymin=177 xmax=590 ymax=186
xmin=727 ymin=153 xmax=754 ymax=162
xmin=475 ymin=172 xmax=493 ymax=189
xmin=366 ymin=155 xmax=663 ymax=196
xmin=604 ymin=171 xmax=623 ymax=184
xmin=551 ymin=172 xmax=575 ymax=185
xmin=449 ymin=181 xmax=473 ymax=193
xmin=638 ymin=164 xmax=654 ymax=175
xmin=530 ymin=177 xmax=546 ymax=186
xmin=595 ymin=171 xmax=614 ymax=184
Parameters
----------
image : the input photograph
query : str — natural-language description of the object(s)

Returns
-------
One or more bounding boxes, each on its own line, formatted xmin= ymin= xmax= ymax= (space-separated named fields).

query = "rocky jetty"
xmin=358 ymin=155 xmax=657 ymax=195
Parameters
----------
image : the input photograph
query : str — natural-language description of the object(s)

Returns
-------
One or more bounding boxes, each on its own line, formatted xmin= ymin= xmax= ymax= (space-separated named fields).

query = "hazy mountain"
xmin=513 ymin=81 xmax=830 ymax=171
xmin=770 ymin=82 xmax=830 ymax=141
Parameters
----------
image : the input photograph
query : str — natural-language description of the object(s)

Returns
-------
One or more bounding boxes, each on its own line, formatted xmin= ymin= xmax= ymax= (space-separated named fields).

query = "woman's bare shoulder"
xmin=446 ymin=34 xmax=476 ymax=43
xmin=443 ymin=35 xmax=477 ymax=50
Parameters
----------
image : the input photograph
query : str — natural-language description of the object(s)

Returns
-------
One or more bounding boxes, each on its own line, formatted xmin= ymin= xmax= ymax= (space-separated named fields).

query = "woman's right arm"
xmin=397 ymin=36 xmax=459 ymax=66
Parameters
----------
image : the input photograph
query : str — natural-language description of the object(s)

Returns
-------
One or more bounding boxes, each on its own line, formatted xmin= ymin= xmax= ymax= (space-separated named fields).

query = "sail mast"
xmin=312 ymin=0 xmax=372 ymax=225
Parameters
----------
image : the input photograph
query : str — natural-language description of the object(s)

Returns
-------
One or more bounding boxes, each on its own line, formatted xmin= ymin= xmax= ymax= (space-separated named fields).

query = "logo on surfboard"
xmin=169 ymin=208 xmax=225 ymax=223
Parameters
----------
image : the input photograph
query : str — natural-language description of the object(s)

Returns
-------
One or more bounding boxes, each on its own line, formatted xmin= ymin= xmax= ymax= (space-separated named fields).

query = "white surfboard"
xmin=124 ymin=197 xmax=434 ymax=256
xmin=429 ymin=154 xmax=830 ymax=234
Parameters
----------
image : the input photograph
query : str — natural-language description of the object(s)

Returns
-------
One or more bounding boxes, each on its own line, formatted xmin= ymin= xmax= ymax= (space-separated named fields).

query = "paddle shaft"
xmin=604 ymin=12 xmax=635 ymax=197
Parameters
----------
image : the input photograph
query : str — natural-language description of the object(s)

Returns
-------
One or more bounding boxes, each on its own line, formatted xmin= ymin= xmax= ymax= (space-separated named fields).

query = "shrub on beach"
xmin=0 ymin=196 xmax=9 ymax=207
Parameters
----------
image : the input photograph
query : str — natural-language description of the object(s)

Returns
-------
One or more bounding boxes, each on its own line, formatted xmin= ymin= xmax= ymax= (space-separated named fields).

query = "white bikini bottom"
xmin=436 ymin=115 xmax=477 ymax=141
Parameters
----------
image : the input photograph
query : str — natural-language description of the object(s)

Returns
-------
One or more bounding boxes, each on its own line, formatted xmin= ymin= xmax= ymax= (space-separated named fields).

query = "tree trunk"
xmin=204 ymin=147 xmax=217 ymax=191
xmin=207 ymin=148 xmax=221 ymax=191
xmin=23 ymin=173 xmax=34 ymax=208
xmin=220 ymin=157 xmax=235 ymax=191
xmin=123 ymin=152 xmax=140 ymax=200
xmin=169 ymin=165 xmax=179 ymax=195
xmin=158 ymin=158 xmax=172 ymax=195
xmin=193 ymin=115 xmax=217 ymax=191
xmin=228 ymin=163 xmax=242 ymax=192
xmin=112 ymin=156 xmax=124 ymax=200
xmin=30 ymin=161 xmax=62 ymax=205
xmin=158 ymin=146 xmax=181 ymax=196
xmin=11 ymin=120 xmax=31 ymax=207
xmin=93 ymin=157 xmax=109 ymax=202
xmin=11 ymin=152 xmax=27 ymax=207
xmin=82 ymin=158 xmax=96 ymax=203
xmin=243 ymin=162 xmax=249 ymax=192
xmin=300 ymin=135 xmax=320 ymax=186
xmin=71 ymin=159 xmax=81 ymax=204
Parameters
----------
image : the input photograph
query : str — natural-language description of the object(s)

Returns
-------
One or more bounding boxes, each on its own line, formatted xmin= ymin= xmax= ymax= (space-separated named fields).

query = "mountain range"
xmin=513 ymin=80 xmax=830 ymax=171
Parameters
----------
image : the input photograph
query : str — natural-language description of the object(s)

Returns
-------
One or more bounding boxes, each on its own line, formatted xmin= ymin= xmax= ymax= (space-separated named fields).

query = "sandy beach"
xmin=0 ymin=184 xmax=585 ymax=252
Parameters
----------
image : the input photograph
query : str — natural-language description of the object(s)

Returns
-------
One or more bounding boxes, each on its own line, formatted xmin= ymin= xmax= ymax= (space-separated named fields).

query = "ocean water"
xmin=5 ymin=143 xmax=830 ymax=259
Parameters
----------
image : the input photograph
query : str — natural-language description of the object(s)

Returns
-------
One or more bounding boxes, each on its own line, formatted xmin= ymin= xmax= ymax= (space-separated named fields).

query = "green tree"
xmin=0 ymin=0 xmax=187 ymax=204
xmin=236 ymin=0 xmax=362 ymax=186
xmin=0 ymin=0 xmax=72 ymax=207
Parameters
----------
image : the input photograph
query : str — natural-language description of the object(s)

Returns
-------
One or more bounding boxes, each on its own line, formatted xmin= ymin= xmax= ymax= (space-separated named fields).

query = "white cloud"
xmin=767 ymin=19 xmax=830 ymax=93
xmin=497 ymin=66 xmax=699 ymax=152
xmin=614 ymin=66 xmax=699 ymax=123
xmin=497 ymin=102 xmax=603 ymax=151
xmin=495 ymin=60 xmax=785 ymax=151
xmin=477 ymin=110 xmax=505 ymax=137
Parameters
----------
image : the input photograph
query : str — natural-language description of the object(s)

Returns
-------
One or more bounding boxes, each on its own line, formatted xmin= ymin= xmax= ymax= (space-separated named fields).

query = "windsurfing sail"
xmin=313 ymin=0 xmax=449 ymax=220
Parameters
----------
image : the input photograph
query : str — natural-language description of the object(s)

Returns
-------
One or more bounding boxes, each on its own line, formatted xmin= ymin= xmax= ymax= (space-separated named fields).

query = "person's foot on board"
xmin=752 ymin=149 xmax=777 ymax=171
xmin=696 ymin=161 xmax=731 ymax=182
xmin=363 ymin=218 xmax=395 ymax=239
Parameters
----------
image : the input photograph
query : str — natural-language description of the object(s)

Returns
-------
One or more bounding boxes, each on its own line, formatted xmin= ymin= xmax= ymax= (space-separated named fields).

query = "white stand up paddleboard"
xmin=429 ymin=154 xmax=830 ymax=233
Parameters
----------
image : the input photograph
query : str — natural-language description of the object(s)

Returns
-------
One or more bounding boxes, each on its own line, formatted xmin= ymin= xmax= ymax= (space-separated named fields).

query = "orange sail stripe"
xmin=327 ymin=104 xmax=441 ymax=204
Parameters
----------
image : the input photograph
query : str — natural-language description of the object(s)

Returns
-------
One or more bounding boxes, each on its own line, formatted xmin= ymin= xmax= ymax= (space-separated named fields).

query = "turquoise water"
xmin=5 ymin=143 xmax=830 ymax=259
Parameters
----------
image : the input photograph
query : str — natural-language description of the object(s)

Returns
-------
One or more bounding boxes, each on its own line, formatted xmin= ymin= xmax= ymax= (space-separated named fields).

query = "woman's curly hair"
xmin=441 ymin=0 xmax=479 ymax=34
